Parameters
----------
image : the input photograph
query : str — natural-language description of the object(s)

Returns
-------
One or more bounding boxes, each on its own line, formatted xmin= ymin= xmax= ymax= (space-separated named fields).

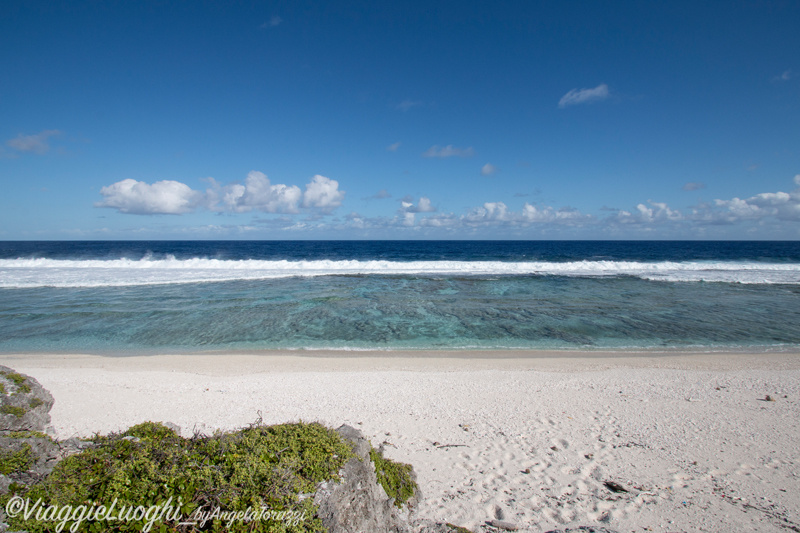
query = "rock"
xmin=0 ymin=432 xmax=60 ymax=491
xmin=0 ymin=368 xmax=63 ymax=532
xmin=0 ymin=367 xmax=64 ymax=493
xmin=602 ymin=480 xmax=628 ymax=493
xmin=413 ymin=520 xmax=475 ymax=532
xmin=314 ymin=424 xmax=415 ymax=533
xmin=163 ymin=421 xmax=181 ymax=435
xmin=0 ymin=366 xmax=54 ymax=433
xmin=315 ymin=425 xmax=467 ymax=533
xmin=0 ymin=374 xmax=466 ymax=533
xmin=59 ymin=436 xmax=96 ymax=454
xmin=487 ymin=519 xmax=518 ymax=530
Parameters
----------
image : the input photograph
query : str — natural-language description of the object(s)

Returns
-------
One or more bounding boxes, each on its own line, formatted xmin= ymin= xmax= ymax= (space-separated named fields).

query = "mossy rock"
xmin=314 ymin=425 xmax=419 ymax=533
xmin=370 ymin=447 xmax=417 ymax=508
xmin=0 ymin=366 xmax=54 ymax=432
xmin=2 ymin=421 xmax=359 ymax=532
xmin=0 ymin=432 xmax=61 ymax=495
xmin=0 ymin=371 xmax=31 ymax=394
xmin=0 ymin=443 xmax=34 ymax=476
xmin=0 ymin=404 xmax=27 ymax=418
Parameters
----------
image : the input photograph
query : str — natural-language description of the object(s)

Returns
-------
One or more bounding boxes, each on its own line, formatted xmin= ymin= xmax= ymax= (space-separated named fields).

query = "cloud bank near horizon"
xmin=94 ymin=174 xmax=800 ymax=238
xmin=96 ymin=173 xmax=345 ymax=215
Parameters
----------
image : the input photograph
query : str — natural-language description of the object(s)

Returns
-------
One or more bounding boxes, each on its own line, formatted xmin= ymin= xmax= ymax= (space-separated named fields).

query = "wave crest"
xmin=1 ymin=257 xmax=799 ymax=287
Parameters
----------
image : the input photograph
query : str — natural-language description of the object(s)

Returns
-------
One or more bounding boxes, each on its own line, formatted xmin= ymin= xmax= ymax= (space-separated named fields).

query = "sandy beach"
xmin=2 ymin=350 xmax=799 ymax=532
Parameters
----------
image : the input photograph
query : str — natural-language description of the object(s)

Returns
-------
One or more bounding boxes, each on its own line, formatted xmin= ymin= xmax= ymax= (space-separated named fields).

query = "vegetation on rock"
xmin=3 ymin=421 xmax=357 ymax=532
xmin=0 ymin=367 xmax=422 ymax=533
xmin=0 ymin=371 xmax=31 ymax=394
xmin=0 ymin=443 xmax=34 ymax=475
xmin=1 ymin=431 xmax=52 ymax=441
xmin=369 ymin=447 xmax=417 ymax=508
xmin=0 ymin=404 xmax=27 ymax=418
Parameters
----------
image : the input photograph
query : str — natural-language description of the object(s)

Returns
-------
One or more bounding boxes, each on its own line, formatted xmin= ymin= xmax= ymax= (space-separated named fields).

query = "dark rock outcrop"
xmin=0 ymin=432 xmax=60 ymax=492
xmin=314 ymin=425 xmax=468 ymax=533
xmin=0 ymin=367 xmax=63 ymax=532
xmin=0 ymin=366 xmax=54 ymax=434
xmin=315 ymin=424 xmax=417 ymax=533
xmin=0 ymin=366 xmax=63 ymax=494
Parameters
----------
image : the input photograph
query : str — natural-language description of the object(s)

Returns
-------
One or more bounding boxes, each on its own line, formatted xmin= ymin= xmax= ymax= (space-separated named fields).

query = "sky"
xmin=1 ymin=1 xmax=799 ymax=240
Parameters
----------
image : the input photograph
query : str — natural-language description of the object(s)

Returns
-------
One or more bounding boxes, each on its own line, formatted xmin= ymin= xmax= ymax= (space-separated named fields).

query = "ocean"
xmin=1 ymin=240 xmax=799 ymax=354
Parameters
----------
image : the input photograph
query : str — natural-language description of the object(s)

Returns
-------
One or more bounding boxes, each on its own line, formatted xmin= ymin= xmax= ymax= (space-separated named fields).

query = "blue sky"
xmin=2 ymin=1 xmax=799 ymax=240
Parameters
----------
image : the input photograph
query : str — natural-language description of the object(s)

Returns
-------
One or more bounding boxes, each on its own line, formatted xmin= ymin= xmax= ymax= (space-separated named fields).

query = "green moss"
xmin=7 ymin=421 xmax=354 ymax=533
xmin=0 ymin=383 xmax=6 ymax=395
xmin=7 ymin=482 xmax=27 ymax=494
xmin=2 ymin=430 xmax=53 ymax=441
xmin=1 ymin=371 xmax=31 ymax=394
xmin=369 ymin=448 xmax=417 ymax=508
xmin=29 ymin=397 xmax=44 ymax=409
xmin=446 ymin=525 xmax=475 ymax=533
xmin=0 ymin=443 xmax=34 ymax=475
xmin=0 ymin=404 xmax=27 ymax=417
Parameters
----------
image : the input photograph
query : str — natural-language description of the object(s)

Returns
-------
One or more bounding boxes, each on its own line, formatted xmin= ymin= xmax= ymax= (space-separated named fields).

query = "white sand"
xmin=2 ymin=351 xmax=800 ymax=533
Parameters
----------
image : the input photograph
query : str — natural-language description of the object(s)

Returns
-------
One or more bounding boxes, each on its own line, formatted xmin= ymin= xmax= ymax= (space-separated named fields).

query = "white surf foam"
xmin=1 ymin=257 xmax=799 ymax=287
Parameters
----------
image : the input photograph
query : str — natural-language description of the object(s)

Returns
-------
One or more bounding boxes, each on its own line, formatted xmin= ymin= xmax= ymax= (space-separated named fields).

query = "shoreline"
xmin=2 ymin=349 xmax=799 ymax=374
xmin=2 ymin=351 xmax=799 ymax=532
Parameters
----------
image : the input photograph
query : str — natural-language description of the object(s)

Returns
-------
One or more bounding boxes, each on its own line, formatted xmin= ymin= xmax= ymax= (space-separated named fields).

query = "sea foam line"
xmin=1 ymin=257 xmax=799 ymax=287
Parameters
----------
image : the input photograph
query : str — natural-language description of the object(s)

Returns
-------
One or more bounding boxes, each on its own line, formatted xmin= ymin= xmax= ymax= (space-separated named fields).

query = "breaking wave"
xmin=2 ymin=256 xmax=799 ymax=288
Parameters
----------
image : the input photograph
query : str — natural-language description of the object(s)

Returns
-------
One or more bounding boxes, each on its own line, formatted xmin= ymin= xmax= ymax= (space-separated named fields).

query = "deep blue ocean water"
xmin=1 ymin=240 xmax=799 ymax=354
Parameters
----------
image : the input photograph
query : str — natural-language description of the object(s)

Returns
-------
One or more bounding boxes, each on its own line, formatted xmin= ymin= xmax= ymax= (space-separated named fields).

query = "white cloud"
xmin=748 ymin=191 xmax=792 ymax=206
xmin=6 ymin=130 xmax=61 ymax=154
xmin=711 ymin=198 xmax=763 ymax=220
xmin=219 ymin=171 xmax=303 ymax=213
xmin=614 ymin=201 xmax=683 ymax=225
xmin=345 ymin=212 xmax=368 ymax=229
xmin=692 ymin=176 xmax=800 ymax=224
xmin=211 ymin=172 xmax=343 ymax=214
xmin=481 ymin=163 xmax=498 ymax=176
xmin=303 ymin=175 xmax=345 ymax=210
xmin=99 ymin=171 xmax=345 ymax=216
xmin=521 ymin=203 xmax=551 ymax=222
xmin=387 ymin=142 xmax=401 ymax=152
xmin=482 ymin=202 xmax=509 ymax=220
xmin=422 ymin=145 xmax=475 ymax=158
xmin=419 ymin=214 xmax=460 ymax=227
xmin=521 ymin=204 xmax=591 ymax=224
xmin=400 ymin=196 xmax=436 ymax=213
xmin=95 ymin=179 xmax=202 ymax=215
xmin=712 ymin=192 xmax=800 ymax=222
xmin=416 ymin=197 xmax=435 ymax=212
xmin=463 ymin=202 xmax=511 ymax=225
xmin=558 ymin=83 xmax=610 ymax=108
xmin=390 ymin=196 xmax=438 ymax=227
